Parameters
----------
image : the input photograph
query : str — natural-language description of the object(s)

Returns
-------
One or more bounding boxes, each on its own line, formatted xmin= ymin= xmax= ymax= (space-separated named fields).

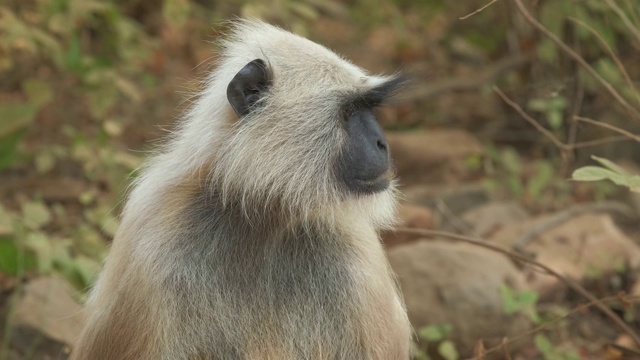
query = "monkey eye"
xmin=341 ymin=105 xmax=355 ymax=121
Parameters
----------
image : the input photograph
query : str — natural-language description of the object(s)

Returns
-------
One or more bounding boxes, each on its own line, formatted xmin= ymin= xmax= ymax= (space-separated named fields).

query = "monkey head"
xmin=178 ymin=21 xmax=405 ymax=223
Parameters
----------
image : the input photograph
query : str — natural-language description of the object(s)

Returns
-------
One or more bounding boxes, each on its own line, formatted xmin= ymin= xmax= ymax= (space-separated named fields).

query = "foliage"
xmin=536 ymin=0 xmax=640 ymax=104
xmin=484 ymin=146 xmax=571 ymax=210
xmin=534 ymin=334 xmax=580 ymax=360
xmin=413 ymin=324 xmax=459 ymax=360
xmin=572 ymin=155 xmax=640 ymax=192
xmin=0 ymin=202 xmax=104 ymax=293
xmin=0 ymin=0 xmax=153 ymax=169
xmin=500 ymin=284 xmax=541 ymax=324
xmin=0 ymin=0 xmax=155 ymax=293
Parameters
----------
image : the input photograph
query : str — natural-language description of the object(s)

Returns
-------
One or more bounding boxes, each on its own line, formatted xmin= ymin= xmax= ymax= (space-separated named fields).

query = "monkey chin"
xmin=352 ymin=168 xmax=395 ymax=195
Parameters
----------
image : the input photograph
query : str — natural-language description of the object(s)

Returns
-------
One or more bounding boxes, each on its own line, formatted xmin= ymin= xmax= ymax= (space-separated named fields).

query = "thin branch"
xmin=494 ymin=86 xmax=629 ymax=150
xmin=460 ymin=0 xmax=499 ymax=20
xmin=575 ymin=116 xmax=640 ymax=143
xmin=623 ymin=0 xmax=640 ymax=29
xmin=435 ymin=199 xmax=475 ymax=235
xmin=511 ymin=0 xmax=640 ymax=120
xmin=396 ymin=227 xmax=640 ymax=347
xmin=493 ymin=86 xmax=569 ymax=150
xmin=603 ymin=0 xmax=640 ymax=45
xmin=568 ymin=16 xmax=640 ymax=105
xmin=512 ymin=201 xmax=637 ymax=252
xmin=571 ymin=135 xmax=630 ymax=149
xmin=405 ymin=55 xmax=528 ymax=102
xmin=561 ymin=63 xmax=585 ymax=174
xmin=465 ymin=294 xmax=640 ymax=359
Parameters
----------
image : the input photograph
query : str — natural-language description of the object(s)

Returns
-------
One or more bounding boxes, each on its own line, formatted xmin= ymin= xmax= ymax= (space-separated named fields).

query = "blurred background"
xmin=1 ymin=0 xmax=640 ymax=359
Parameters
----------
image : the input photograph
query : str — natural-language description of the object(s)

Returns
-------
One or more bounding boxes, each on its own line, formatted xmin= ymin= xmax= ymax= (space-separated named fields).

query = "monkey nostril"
xmin=376 ymin=140 xmax=387 ymax=151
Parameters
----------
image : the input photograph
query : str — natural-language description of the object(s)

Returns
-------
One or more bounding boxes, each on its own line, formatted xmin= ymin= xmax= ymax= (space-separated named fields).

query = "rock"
xmin=382 ymin=201 xmax=438 ymax=247
xmin=489 ymin=214 xmax=640 ymax=299
xmin=14 ymin=277 xmax=84 ymax=347
xmin=389 ymin=240 xmax=531 ymax=356
xmin=387 ymin=130 xmax=483 ymax=185
xmin=404 ymin=183 xmax=490 ymax=213
xmin=402 ymin=183 xmax=490 ymax=232
xmin=461 ymin=202 xmax=530 ymax=238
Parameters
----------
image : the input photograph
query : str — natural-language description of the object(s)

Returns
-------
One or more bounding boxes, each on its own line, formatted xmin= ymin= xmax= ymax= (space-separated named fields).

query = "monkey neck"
xmin=151 ymin=182 xmax=367 ymax=297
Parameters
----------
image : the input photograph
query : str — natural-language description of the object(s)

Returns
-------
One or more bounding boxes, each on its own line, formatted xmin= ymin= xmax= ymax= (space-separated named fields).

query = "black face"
xmin=335 ymin=107 xmax=390 ymax=194
xmin=335 ymin=77 xmax=406 ymax=194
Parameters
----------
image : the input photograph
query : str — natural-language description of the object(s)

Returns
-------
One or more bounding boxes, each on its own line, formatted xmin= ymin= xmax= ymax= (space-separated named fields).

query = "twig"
xmin=460 ymin=0 xmax=499 ymax=20
xmin=565 ymin=66 xmax=584 ymax=169
xmin=605 ymin=343 xmax=640 ymax=357
xmin=603 ymin=0 xmax=640 ymax=45
xmin=512 ymin=201 xmax=637 ymax=252
xmin=464 ymin=294 xmax=640 ymax=359
xmin=404 ymin=55 xmax=528 ymax=102
xmin=568 ymin=17 xmax=640 ymax=105
xmin=495 ymin=87 xmax=633 ymax=150
xmin=396 ymin=227 xmax=640 ymax=347
xmin=571 ymin=135 xmax=630 ymax=149
xmin=500 ymin=337 xmax=513 ymax=360
xmin=575 ymin=116 xmax=640 ymax=143
xmin=435 ymin=199 xmax=475 ymax=235
xmin=511 ymin=0 xmax=640 ymax=120
xmin=493 ymin=86 xmax=569 ymax=150
xmin=623 ymin=0 xmax=640 ymax=29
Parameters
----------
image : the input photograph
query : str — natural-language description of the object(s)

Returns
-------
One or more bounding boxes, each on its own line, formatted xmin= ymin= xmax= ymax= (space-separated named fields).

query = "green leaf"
xmin=21 ymin=201 xmax=52 ymax=231
xmin=162 ymin=0 xmax=191 ymax=28
xmin=0 ymin=99 xmax=38 ymax=169
xmin=518 ymin=291 xmax=539 ymax=305
xmin=572 ymin=164 xmax=640 ymax=192
xmin=528 ymin=98 xmax=549 ymax=112
xmin=73 ymin=255 xmax=101 ymax=288
xmin=0 ymin=205 xmax=13 ymax=236
xmin=0 ymin=102 xmax=37 ymax=138
xmin=35 ymin=150 xmax=57 ymax=174
xmin=437 ymin=340 xmax=459 ymax=360
xmin=534 ymin=334 xmax=554 ymax=356
xmin=595 ymin=58 xmax=623 ymax=85
xmin=24 ymin=232 xmax=53 ymax=273
xmin=537 ymin=38 xmax=558 ymax=63
xmin=23 ymin=79 xmax=53 ymax=108
xmin=288 ymin=2 xmax=319 ymax=20
xmin=65 ymin=34 xmax=83 ymax=73
xmin=0 ymin=237 xmax=20 ymax=275
xmin=501 ymin=285 xmax=540 ymax=323
xmin=527 ymin=161 xmax=555 ymax=198
xmin=88 ymin=87 xmax=118 ymax=119
xmin=418 ymin=324 xmax=453 ymax=342
xmin=591 ymin=156 xmax=628 ymax=175
xmin=571 ymin=166 xmax=620 ymax=182
xmin=499 ymin=148 xmax=522 ymax=174
xmin=0 ymin=236 xmax=37 ymax=275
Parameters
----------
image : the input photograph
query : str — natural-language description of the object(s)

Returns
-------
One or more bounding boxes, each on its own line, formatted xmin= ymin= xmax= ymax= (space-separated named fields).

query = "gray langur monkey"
xmin=72 ymin=20 xmax=411 ymax=360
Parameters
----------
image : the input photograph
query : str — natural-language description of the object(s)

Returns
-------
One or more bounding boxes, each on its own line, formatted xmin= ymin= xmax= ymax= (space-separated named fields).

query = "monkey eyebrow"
xmin=348 ymin=75 xmax=409 ymax=108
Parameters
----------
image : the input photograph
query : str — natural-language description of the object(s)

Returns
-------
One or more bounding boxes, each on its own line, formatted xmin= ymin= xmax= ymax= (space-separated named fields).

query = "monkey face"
xmin=335 ymin=106 xmax=392 ymax=194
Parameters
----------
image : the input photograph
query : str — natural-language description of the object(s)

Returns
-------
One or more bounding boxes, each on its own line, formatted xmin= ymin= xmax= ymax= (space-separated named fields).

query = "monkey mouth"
xmin=354 ymin=169 xmax=394 ymax=193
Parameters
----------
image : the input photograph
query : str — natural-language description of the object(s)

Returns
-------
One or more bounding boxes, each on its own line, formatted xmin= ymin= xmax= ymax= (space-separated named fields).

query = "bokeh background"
xmin=1 ymin=0 xmax=640 ymax=359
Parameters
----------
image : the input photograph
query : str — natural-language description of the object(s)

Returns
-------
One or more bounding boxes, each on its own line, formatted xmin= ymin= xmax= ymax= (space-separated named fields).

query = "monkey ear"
xmin=227 ymin=59 xmax=272 ymax=118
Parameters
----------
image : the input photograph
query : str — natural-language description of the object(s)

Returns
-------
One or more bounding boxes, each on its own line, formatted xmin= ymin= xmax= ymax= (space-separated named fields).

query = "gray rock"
xmin=389 ymin=240 xmax=531 ymax=356
xmin=15 ymin=277 xmax=84 ymax=347
xmin=490 ymin=213 xmax=640 ymax=299
xmin=387 ymin=130 xmax=483 ymax=185
xmin=461 ymin=201 xmax=530 ymax=238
